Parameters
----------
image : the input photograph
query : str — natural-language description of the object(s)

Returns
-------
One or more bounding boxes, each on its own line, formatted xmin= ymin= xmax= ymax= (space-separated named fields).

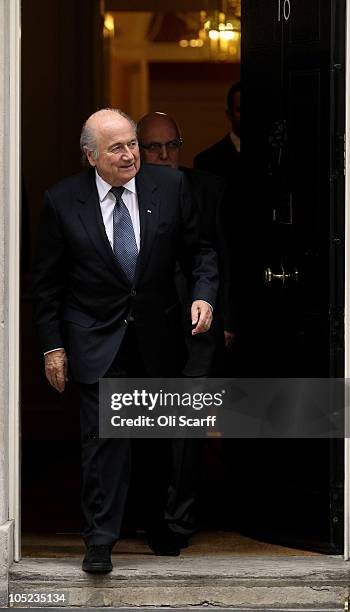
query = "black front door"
xmin=236 ymin=0 xmax=346 ymax=553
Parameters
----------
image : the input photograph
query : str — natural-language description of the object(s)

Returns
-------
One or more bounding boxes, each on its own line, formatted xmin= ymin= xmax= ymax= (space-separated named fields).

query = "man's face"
xmin=227 ymin=91 xmax=241 ymax=137
xmin=86 ymin=113 xmax=140 ymax=186
xmin=139 ymin=119 xmax=181 ymax=169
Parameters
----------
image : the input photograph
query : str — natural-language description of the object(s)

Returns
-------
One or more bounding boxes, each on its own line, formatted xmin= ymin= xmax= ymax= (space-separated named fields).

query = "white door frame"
xmin=7 ymin=0 xmax=350 ymax=562
xmin=344 ymin=0 xmax=350 ymax=563
xmin=7 ymin=0 xmax=21 ymax=562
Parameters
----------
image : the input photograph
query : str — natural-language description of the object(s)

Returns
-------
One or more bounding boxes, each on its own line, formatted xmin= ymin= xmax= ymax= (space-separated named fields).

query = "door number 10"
xmin=278 ymin=0 xmax=291 ymax=21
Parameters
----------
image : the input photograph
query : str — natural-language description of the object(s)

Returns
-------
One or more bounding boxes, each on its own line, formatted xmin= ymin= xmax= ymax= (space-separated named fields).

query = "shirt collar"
xmin=229 ymin=130 xmax=241 ymax=153
xmin=95 ymin=169 xmax=137 ymax=202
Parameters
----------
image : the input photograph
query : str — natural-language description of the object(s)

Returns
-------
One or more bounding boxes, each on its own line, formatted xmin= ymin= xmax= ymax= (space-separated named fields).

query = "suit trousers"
xmin=78 ymin=323 xmax=172 ymax=546
xmin=166 ymin=437 xmax=201 ymax=536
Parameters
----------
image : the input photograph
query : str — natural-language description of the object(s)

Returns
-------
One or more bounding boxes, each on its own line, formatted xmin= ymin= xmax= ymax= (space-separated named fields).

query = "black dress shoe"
xmin=82 ymin=545 xmax=113 ymax=573
xmin=147 ymin=524 xmax=180 ymax=556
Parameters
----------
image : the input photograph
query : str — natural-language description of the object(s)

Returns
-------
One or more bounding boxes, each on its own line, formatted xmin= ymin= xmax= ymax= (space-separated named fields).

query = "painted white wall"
xmin=0 ymin=0 xmax=9 ymax=532
xmin=6 ymin=0 xmax=20 ymax=563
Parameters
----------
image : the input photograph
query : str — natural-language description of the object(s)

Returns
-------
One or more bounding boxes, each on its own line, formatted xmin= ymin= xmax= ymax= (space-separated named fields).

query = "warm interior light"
xmin=189 ymin=39 xmax=204 ymax=47
xmin=178 ymin=4 xmax=241 ymax=59
xmin=209 ymin=29 xmax=220 ymax=40
xmin=180 ymin=38 xmax=204 ymax=48
xmin=104 ymin=13 xmax=115 ymax=36
xmin=219 ymin=30 xmax=235 ymax=40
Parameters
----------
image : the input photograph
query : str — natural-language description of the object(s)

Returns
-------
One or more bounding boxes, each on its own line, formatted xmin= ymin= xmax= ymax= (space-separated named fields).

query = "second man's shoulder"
xmin=181 ymin=166 xmax=226 ymax=190
xmin=194 ymin=135 xmax=228 ymax=159
xmin=139 ymin=163 xmax=184 ymax=187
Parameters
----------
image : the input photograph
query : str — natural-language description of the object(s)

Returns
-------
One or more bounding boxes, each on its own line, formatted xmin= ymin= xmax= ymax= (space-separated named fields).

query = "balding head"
xmin=80 ymin=108 xmax=140 ymax=186
xmin=81 ymin=108 xmax=136 ymax=160
xmin=137 ymin=112 xmax=182 ymax=169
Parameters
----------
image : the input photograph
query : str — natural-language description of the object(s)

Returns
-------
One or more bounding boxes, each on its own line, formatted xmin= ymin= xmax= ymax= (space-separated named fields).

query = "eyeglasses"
xmin=139 ymin=139 xmax=183 ymax=152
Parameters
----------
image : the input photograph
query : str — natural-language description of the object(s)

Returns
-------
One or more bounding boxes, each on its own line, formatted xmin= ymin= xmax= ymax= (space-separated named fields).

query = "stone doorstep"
xmin=7 ymin=556 xmax=350 ymax=609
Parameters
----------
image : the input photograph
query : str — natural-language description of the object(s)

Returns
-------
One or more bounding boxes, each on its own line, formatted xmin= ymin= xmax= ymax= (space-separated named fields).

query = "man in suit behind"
xmin=138 ymin=112 xmax=235 ymax=361
xmin=33 ymin=108 xmax=218 ymax=572
xmin=137 ymin=111 xmax=234 ymax=546
xmin=193 ymin=81 xmax=241 ymax=183
xmin=194 ymin=83 xmax=246 ymax=376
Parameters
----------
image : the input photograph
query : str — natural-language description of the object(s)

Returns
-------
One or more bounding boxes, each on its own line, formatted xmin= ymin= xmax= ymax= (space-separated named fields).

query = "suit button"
xmin=131 ymin=289 xmax=136 ymax=297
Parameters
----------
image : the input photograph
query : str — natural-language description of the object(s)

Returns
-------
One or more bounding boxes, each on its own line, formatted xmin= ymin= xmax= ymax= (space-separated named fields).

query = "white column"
xmin=0 ymin=0 xmax=21 ymax=603
xmin=345 ymin=0 xmax=350 ymax=562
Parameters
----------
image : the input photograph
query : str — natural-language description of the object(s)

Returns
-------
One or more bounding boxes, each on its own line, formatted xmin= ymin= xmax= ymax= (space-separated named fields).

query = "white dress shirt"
xmin=44 ymin=171 xmax=141 ymax=355
xmin=95 ymin=169 xmax=140 ymax=251
xmin=230 ymin=130 xmax=241 ymax=153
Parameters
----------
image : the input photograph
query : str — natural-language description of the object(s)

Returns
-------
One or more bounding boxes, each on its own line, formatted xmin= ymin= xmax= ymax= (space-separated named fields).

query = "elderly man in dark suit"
xmin=33 ymin=108 xmax=217 ymax=573
xmin=137 ymin=111 xmax=233 ymax=547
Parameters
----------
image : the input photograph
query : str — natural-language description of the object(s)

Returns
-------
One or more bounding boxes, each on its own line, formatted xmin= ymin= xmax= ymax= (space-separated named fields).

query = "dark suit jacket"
xmin=194 ymin=134 xmax=244 ymax=327
xmin=193 ymin=134 xmax=241 ymax=184
xmin=33 ymin=164 xmax=218 ymax=384
xmin=177 ymin=167 xmax=234 ymax=376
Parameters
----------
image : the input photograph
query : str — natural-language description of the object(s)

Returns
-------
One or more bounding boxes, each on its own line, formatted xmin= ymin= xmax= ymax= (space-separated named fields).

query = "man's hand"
xmin=44 ymin=348 xmax=68 ymax=393
xmin=191 ymin=300 xmax=213 ymax=335
xmin=224 ymin=330 xmax=235 ymax=349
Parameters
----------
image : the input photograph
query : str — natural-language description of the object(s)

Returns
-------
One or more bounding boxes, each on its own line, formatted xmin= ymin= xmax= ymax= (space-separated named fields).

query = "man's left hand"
xmin=191 ymin=300 xmax=213 ymax=335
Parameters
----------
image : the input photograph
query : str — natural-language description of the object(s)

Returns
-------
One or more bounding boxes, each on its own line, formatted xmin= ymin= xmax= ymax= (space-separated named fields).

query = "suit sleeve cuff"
xmin=44 ymin=347 xmax=64 ymax=356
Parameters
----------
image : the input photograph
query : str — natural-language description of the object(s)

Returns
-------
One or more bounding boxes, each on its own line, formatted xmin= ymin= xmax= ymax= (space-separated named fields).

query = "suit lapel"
xmin=76 ymin=167 xmax=160 ymax=286
xmin=76 ymin=171 xmax=129 ymax=284
xmin=134 ymin=167 xmax=159 ymax=284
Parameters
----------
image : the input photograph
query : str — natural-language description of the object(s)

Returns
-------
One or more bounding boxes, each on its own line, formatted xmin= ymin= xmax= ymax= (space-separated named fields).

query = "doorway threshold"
xmin=20 ymin=531 xmax=322 ymax=558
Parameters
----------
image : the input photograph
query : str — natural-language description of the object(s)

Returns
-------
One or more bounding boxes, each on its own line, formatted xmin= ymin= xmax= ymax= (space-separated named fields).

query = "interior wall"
xmin=148 ymin=63 xmax=240 ymax=167
xmin=107 ymin=57 xmax=240 ymax=166
xmin=109 ymin=58 xmax=150 ymax=120
xmin=21 ymin=0 xmax=104 ymax=258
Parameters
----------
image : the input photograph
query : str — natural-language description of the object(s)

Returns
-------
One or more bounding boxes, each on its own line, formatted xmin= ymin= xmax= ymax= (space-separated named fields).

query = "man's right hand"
xmin=44 ymin=348 xmax=68 ymax=393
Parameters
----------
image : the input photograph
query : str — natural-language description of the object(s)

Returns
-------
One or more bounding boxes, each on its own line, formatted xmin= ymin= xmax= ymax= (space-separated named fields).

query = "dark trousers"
xmin=78 ymin=324 xmax=172 ymax=546
xmin=166 ymin=437 xmax=201 ymax=536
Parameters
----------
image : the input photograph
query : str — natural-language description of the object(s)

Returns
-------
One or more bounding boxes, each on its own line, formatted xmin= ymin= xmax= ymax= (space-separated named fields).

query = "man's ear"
xmin=85 ymin=148 xmax=97 ymax=167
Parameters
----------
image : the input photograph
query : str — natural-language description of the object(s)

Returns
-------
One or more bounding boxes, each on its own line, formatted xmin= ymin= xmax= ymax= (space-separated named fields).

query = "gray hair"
xmin=80 ymin=108 xmax=137 ymax=161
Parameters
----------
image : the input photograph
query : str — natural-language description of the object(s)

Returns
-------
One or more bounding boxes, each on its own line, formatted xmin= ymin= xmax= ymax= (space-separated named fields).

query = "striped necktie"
xmin=110 ymin=186 xmax=138 ymax=283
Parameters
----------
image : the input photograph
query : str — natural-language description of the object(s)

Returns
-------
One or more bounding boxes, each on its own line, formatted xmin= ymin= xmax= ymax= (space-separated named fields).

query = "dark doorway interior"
xmin=21 ymin=0 xmax=104 ymax=535
xmin=21 ymin=0 xmax=345 ymax=555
